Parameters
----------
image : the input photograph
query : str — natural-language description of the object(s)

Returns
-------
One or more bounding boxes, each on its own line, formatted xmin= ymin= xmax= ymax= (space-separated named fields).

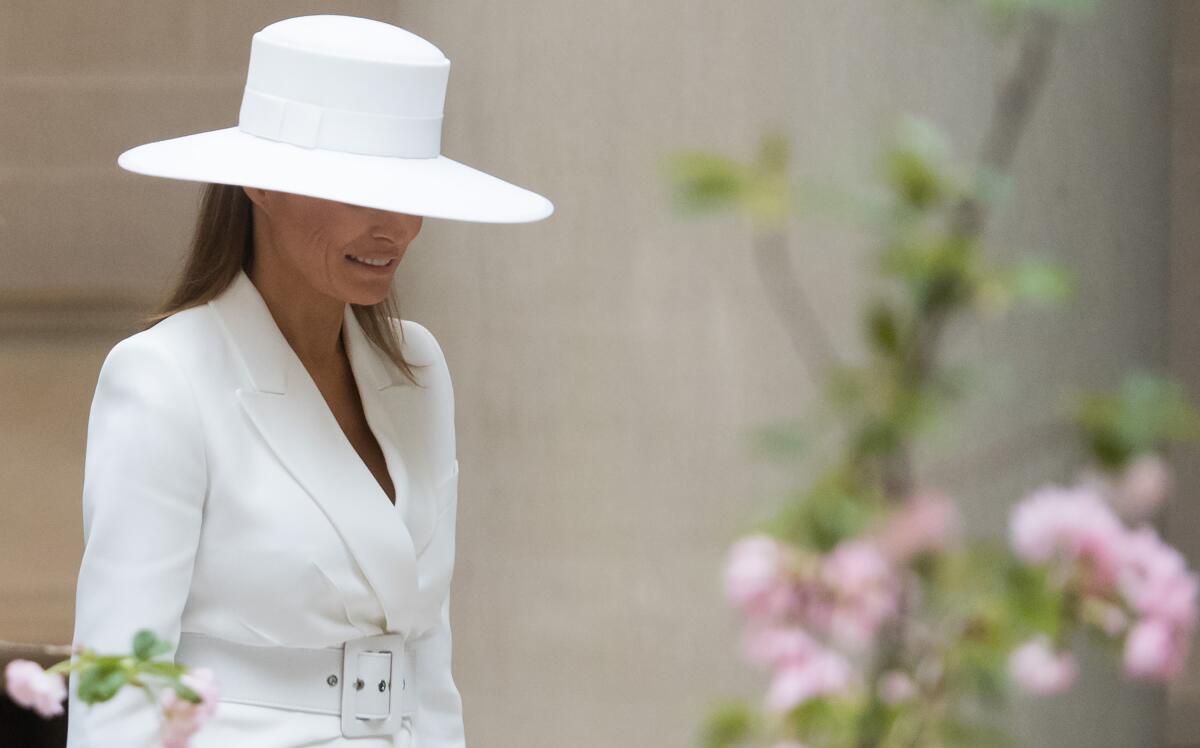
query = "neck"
xmin=246 ymin=250 xmax=346 ymax=374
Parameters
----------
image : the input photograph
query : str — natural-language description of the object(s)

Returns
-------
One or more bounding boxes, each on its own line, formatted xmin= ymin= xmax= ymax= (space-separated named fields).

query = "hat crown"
xmin=257 ymin=15 xmax=447 ymax=64
xmin=238 ymin=14 xmax=450 ymax=158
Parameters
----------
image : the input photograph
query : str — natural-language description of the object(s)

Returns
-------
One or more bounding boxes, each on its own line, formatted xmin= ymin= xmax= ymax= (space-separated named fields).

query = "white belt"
xmin=174 ymin=630 xmax=418 ymax=739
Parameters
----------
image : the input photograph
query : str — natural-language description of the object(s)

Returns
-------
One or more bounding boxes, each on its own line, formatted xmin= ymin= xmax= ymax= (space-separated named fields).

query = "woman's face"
xmin=243 ymin=187 xmax=423 ymax=306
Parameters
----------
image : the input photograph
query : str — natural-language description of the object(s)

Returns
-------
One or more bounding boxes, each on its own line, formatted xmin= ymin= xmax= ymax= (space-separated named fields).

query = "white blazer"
xmin=66 ymin=267 xmax=464 ymax=748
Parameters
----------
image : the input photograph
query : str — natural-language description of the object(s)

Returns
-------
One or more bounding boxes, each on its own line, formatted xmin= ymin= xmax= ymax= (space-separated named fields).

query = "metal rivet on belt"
xmin=326 ymin=674 xmax=338 ymax=687
xmin=354 ymin=678 xmax=365 ymax=691
xmin=378 ymin=679 xmax=387 ymax=692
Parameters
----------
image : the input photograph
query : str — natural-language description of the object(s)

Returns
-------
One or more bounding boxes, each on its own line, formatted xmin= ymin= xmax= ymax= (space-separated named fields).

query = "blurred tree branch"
xmin=855 ymin=11 xmax=1062 ymax=747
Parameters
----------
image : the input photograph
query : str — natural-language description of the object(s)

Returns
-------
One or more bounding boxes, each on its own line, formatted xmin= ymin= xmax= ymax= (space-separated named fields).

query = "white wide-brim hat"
xmin=117 ymin=14 xmax=554 ymax=224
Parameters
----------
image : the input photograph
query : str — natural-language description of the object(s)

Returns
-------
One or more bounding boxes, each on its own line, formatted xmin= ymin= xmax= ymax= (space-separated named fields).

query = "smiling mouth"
xmin=346 ymin=254 xmax=396 ymax=268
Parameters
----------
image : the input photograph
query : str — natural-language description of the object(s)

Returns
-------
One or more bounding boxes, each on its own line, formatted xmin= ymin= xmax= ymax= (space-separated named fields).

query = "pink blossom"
xmin=4 ymin=659 xmax=66 ymax=718
xmin=764 ymin=647 xmax=855 ymax=712
xmin=817 ymin=539 xmax=900 ymax=650
xmin=1117 ymin=522 xmax=1197 ymax=685
xmin=1007 ymin=635 xmax=1077 ymax=695
xmin=1123 ymin=618 xmax=1188 ymax=681
xmin=876 ymin=489 xmax=961 ymax=562
xmin=741 ymin=622 xmax=822 ymax=671
xmin=1118 ymin=526 xmax=1199 ymax=631
xmin=159 ymin=667 xmax=220 ymax=748
xmin=1009 ymin=483 xmax=1127 ymax=593
xmin=724 ymin=534 xmax=798 ymax=618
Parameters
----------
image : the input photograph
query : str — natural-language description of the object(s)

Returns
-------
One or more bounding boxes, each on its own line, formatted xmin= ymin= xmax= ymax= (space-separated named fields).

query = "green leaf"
xmin=1006 ymin=257 xmax=1073 ymax=305
xmin=765 ymin=465 xmax=881 ymax=552
xmin=698 ymin=699 xmax=755 ymax=748
xmin=880 ymin=233 xmax=980 ymax=316
xmin=790 ymin=695 xmax=865 ymax=744
xmin=1002 ymin=561 xmax=1064 ymax=639
xmin=140 ymin=662 xmax=186 ymax=681
xmin=884 ymin=147 xmax=945 ymax=211
xmin=866 ymin=300 xmax=903 ymax=357
xmin=76 ymin=662 xmax=128 ymax=704
xmin=661 ymin=151 xmax=749 ymax=215
xmin=1074 ymin=371 xmax=1200 ymax=467
xmin=879 ymin=115 xmax=966 ymax=214
xmin=132 ymin=629 xmax=170 ymax=661
xmin=940 ymin=715 xmax=1015 ymax=748
xmin=172 ymin=680 xmax=202 ymax=703
xmin=743 ymin=132 xmax=794 ymax=229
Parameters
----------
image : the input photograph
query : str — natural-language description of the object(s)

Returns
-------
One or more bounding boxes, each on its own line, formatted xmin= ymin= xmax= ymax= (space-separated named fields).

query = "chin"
xmin=338 ymin=279 xmax=395 ymax=306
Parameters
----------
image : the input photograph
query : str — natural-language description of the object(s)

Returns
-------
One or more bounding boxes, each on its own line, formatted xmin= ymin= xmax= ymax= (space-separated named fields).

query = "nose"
xmin=369 ymin=211 xmax=423 ymax=245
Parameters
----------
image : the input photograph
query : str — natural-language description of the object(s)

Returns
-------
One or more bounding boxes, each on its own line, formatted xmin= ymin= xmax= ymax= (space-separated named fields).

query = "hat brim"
xmin=117 ymin=126 xmax=554 ymax=224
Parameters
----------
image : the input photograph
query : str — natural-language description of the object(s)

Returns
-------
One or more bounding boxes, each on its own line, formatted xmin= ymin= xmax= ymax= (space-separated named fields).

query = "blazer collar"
xmin=212 ymin=267 xmax=428 ymax=395
xmin=205 ymin=267 xmax=444 ymax=635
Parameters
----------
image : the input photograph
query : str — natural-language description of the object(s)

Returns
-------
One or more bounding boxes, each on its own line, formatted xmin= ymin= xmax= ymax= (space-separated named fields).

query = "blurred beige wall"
xmin=1168 ymin=1 xmax=1200 ymax=745
xmin=0 ymin=1 xmax=1186 ymax=746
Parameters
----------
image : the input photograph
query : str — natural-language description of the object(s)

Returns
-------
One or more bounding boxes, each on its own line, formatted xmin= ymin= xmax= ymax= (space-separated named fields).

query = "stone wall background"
xmin=0 ymin=1 xmax=1190 ymax=745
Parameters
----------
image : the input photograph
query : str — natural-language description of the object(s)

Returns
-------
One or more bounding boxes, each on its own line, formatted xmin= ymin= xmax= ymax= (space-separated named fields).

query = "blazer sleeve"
xmin=407 ymin=320 xmax=466 ymax=748
xmin=413 ymin=543 xmax=466 ymax=747
xmin=66 ymin=335 xmax=208 ymax=748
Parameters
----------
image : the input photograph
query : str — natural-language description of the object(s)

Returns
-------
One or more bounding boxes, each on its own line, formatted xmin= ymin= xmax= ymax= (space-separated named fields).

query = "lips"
xmin=346 ymin=254 xmax=397 ymax=268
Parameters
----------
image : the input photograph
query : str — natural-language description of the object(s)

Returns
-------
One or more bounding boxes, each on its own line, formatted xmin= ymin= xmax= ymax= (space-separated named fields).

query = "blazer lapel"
xmin=343 ymin=302 xmax=443 ymax=565
xmin=206 ymin=267 xmax=437 ymax=635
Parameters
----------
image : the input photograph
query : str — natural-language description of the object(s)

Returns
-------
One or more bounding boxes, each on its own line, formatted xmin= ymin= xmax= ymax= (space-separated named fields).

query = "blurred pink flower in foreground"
xmin=1009 ymin=482 xmax=1127 ymax=594
xmin=4 ymin=660 xmax=67 ymax=718
xmin=1008 ymin=635 xmax=1077 ymax=694
xmin=875 ymin=489 xmax=961 ymax=563
xmin=724 ymin=534 xmax=799 ymax=619
xmin=159 ymin=667 xmax=220 ymax=748
xmin=817 ymin=539 xmax=901 ymax=651
xmin=741 ymin=622 xmax=822 ymax=671
xmin=1009 ymin=475 xmax=1199 ymax=685
xmin=724 ymin=533 xmax=900 ymax=710
xmin=1124 ymin=618 xmax=1186 ymax=680
xmin=1118 ymin=526 xmax=1198 ymax=680
xmin=765 ymin=646 xmax=856 ymax=713
xmin=1119 ymin=526 xmax=1199 ymax=631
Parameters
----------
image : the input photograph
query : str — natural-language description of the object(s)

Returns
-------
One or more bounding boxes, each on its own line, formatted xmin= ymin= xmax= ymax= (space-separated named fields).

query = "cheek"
xmin=274 ymin=221 xmax=338 ymax=286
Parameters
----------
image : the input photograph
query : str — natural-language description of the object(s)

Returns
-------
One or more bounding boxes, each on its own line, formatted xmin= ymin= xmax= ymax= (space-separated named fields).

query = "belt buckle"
xmin=339 ymin=631 xmax=414 ymax=739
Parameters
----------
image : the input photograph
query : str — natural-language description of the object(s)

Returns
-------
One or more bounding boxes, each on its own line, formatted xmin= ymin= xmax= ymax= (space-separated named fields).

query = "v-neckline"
xmin=262 ymin=296 xmax=410 ymax=513
xmin=275 ymin=308 xmax=405 ymax=512
xmin=341 ymin=316 xmax=405 ymax=510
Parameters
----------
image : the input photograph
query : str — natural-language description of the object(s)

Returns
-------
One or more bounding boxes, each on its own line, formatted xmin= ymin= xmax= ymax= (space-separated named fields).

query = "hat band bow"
xmin=238 ymin=88 xmax=443 ymax=159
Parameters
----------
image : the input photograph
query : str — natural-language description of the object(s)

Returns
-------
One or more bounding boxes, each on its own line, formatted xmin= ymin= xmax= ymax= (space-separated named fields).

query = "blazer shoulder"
xmin=99 ymin=305 xmax=219 ymax=385
xmin=392 ymin=318 xmax=456 ymax=463
xmin=394 ymin=318 xmax=447 ymax=370
xmin=91 ymin=317 xmax=207 ymax=443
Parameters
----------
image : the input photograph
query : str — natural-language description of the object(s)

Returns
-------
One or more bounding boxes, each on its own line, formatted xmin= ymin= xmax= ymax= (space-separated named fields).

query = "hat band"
xmin=238 ymin=87 xmax=443 ymax=159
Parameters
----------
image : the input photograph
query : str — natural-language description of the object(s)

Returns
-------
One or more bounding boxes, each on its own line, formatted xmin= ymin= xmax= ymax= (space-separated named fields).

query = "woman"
xmin=66 ymin=14 xmax=552 ymax=748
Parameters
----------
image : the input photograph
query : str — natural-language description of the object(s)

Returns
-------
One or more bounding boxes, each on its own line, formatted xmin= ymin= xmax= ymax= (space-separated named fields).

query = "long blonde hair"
xmin=140 ymin=183 xmax=424 ymax=387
